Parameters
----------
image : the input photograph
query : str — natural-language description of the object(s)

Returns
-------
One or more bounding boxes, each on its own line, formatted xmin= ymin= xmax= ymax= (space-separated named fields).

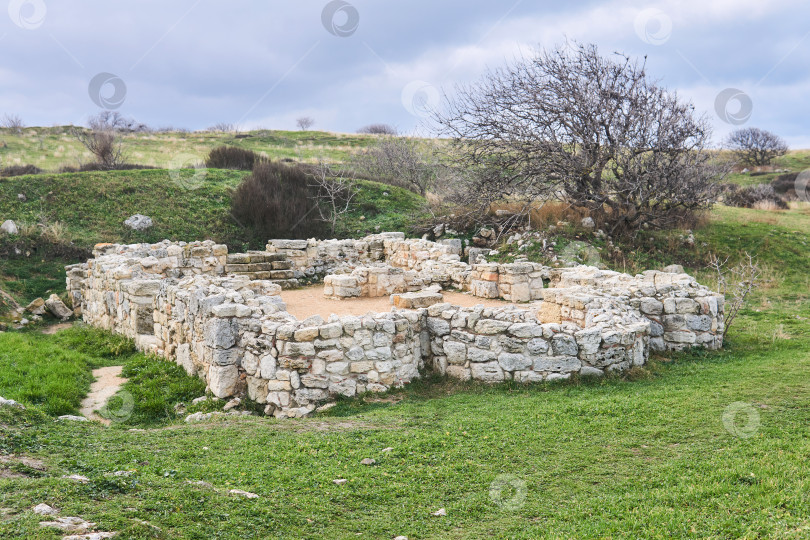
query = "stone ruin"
xmin=65 ymin=233 xmax=725 ymax=418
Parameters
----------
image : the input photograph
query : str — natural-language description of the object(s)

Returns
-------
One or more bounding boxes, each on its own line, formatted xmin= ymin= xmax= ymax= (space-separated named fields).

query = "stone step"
xmin=226 ymin=252 xmax=288 ymax=264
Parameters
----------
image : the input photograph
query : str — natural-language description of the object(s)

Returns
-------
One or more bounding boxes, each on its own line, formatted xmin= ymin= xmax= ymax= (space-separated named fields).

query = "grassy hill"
xmin=0 ymin=168 xmax=426 ymax=310
xmin=0 ymin=127 xmax=382 ymax=171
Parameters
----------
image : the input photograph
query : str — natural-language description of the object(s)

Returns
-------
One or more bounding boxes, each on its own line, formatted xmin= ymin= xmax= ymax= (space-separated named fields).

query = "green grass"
xmin=0 ymin=327 xmax=134 ymax=416
xmin=0 ymin=202 xmax=807 ymax=538
xmin=0 ymin=127 xmax=383 ymax=171
xmin=0 ymin=132 xmax=809 ymax=537
xmin=0 ymin=169 xmax=426 ymax=251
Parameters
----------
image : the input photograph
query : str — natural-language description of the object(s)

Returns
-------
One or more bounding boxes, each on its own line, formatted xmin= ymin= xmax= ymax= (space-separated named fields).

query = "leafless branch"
xmin=708 ymin=252 xmax=762 ymax=332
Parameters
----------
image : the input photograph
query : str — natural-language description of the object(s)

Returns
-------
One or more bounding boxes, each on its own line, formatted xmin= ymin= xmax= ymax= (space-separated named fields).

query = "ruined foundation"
xmin=66 ymin=233 xmax=725 ymax=417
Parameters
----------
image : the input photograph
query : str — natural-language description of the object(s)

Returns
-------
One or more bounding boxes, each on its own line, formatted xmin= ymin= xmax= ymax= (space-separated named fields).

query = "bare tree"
xmin=308 ymin=160 xmax=357 ymax=235
xmin=88 ymin=111 xmax=149 ymax=133
xmin=723 ymin=127 xmax=788 ymax=167
xmin=296 ymin=117 xmax=315 ymax=131
xmin=357 ymin=123 xmax=398 ymax=135
xmin=207 ymin=122 xmax=236 ymax=133
xmin=1 ymin=114 xmax=24 ymax=134
xmin=433 ymin=42 xmax=724 ymax=234
xmin=71 ymin=114 xmax=126 ymax=169
xmin=351 ymin=137 xmax=439 ymax=196
xmin=708 ymin=252 xmax=761 ymax=333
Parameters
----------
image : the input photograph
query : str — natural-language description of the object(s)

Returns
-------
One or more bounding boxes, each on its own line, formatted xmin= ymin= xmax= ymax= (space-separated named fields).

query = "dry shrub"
xmin=0 ymin=164 xmax=41 ymax=177
xmin=231 ymin=161 xmax=325 ymax=240
xmin=205 ymin=146 xmax=266 ymax=171
xmin=723 ymin=184 xmax=788 ymax=210
xmin=771 ymin=173 xmax=798 ymax=199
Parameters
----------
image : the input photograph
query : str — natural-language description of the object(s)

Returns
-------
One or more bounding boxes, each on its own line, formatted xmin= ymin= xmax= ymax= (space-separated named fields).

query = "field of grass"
xmin=0 ymin=201 xmax=806 ymax=538
xmin=0 ymin=129 xmax=809 ymax=538
xmin=0 ymin=127 xmax=382 ymax=171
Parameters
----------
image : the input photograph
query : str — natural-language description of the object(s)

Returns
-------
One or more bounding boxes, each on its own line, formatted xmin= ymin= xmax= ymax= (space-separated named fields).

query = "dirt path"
xmin=280 ymin=286 xmax=515 ymax=320
xmin=79 ymin=366 xmax=127 ymax=425
xmin=41 ymin=322 xmax=73 ymax=334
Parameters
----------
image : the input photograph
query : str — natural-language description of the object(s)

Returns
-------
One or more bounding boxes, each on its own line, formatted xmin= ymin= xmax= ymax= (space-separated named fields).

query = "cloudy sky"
xmin=2 ymin=0 xmax=809 ymax=147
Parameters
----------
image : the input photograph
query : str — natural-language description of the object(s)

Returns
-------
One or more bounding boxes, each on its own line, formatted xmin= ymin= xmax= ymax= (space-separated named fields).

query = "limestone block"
xmin=209 ymin=365 xmax=239 ymax=398
xmin=498 ymin=352 xmax=532 ymax=371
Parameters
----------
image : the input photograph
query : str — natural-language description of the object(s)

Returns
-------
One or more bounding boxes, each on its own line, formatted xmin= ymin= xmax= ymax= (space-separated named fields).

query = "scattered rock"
xmin=62 ymin=474 xmax=90 ymax=483
xmin=57 ymin=415 xmax=88 ymax=422
xmin=662 ymin=264 xmax=685 ymax=274
xmin=0 ymin=396 xmax=24 ymax=409
xmin=333 ymin=478 xmax=347 ymax=485
xmin=33 ymin=503 xmax=58 ymax=516
xmin=394 ymin=536 xmax=409 ymax=540
xmin=315 ymin=402 xmax=336 ymax=413
xmin=229 ymin=489 xmax=259 ymax=499
xmin=17 ymin=193 xmax=26 ymax=202
xmin=581 ymin=217 xmax=595 ymax=229
xmin=360 ymin=458 xmax=376 ymax=466
xmin=391 ymin=291 xmax=443 ymax=309
xmin=45 ymin=294 xmax=73 ymax=321
xmin=431 ymin=508 xmax=447 ymax=517
xmin=39 ymin=516 xmax=94 ymax=532
xmin=25 ymin=298 xmax=46 ymax=315
xmin=478 ymin=226 xmax=495 ymax=239
xmin=62 ymin=532 xmax=117 ymax=540
xmin=381 ymin=447 xmax=394 ymax=453
xmin=184 ymin=411 xmax=224 ymax=423
xmin=191 ymin=395 xmax=220 ymax=405
xmin=0 ymin=220 xmax=18 ymax=235
xmin=124 ymin=214 xmax=153 ymax=231
xmin=223 ymin=397 xmax=241 ymax=411
xmin=186 ymin=479 xmax=214 ymax=488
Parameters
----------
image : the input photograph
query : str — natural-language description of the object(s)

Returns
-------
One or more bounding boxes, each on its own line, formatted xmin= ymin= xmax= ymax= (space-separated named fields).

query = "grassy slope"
xmin=0 ymin=169 xmax=426 ymax=309
xmin=723 ymin=149 xmax=810 ymax=186
xmin=0 ymin=128 xmax=381 ymax=171
xmin=0 ymin=204 xmax=807 ymax=538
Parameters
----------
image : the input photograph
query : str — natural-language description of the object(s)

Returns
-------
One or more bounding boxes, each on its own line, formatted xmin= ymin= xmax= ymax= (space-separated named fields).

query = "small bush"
xmin=231 ymin=161 xmax=326 ymax=239
xmin=205 ymin=145 xmax=266 ymax=170
xmin=0 ymin=164 xmax=41 ymax=177
xmin=771 ymin=173 xmax=798 ymax=199
xmin=723 ymin=184 xmax=788 ymax=210
xmin=358 ymin=123 xmax=398 ymax=135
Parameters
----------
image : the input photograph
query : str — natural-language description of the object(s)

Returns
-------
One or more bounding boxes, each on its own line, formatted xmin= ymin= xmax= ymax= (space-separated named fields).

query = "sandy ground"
xmin=280 ymin=286 xmax=516 ymax=320
xmin=79 ymin=366 xmax=127 ymax=426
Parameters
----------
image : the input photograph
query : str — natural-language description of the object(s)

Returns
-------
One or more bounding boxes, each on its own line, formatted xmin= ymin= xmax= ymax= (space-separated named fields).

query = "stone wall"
xmin=548 ymin=267 xmax=724 ymax=351
xmin=67 ymin=234 xmax=726 ymax=417
xmin=426 ymin=300 xmax=649 ymax=382
xmin=151 ymin=274 xmax=424 ymax=418
xmin=323 ymin=266 xmax=427 ymax=299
